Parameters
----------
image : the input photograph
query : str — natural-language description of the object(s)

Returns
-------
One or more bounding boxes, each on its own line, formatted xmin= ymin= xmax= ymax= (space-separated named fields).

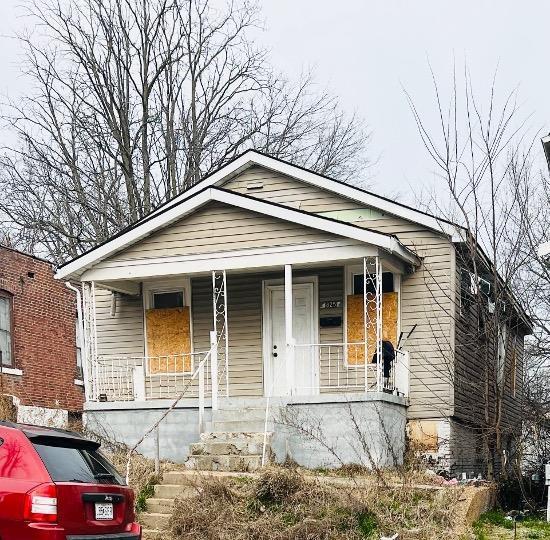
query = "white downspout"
xmin=65 ymin=282 xmax=90 ymax=402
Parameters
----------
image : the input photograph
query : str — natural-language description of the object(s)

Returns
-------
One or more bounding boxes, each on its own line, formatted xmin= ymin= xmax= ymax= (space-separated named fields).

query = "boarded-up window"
xmin=408 ymin=420 xmax=439 ymax=452
xmin=146 ymin=305 xmax=191 ymax=373
xmin=346 ymin=291 xmax=398 ymax=365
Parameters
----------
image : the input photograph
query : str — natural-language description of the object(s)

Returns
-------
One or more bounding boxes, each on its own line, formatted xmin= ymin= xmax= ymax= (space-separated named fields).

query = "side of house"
xmin=0 ymin=245 xmax=83 ymax=426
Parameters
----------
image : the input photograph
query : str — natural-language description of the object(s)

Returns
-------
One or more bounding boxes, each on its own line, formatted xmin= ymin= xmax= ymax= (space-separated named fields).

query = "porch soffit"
xmin=82 ymin=239 xmax=382 ymax=282
xmin=57 ymin=187 xmax=420 ymax=281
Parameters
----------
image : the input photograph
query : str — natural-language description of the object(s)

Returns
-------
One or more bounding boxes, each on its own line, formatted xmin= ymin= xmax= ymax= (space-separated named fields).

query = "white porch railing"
xmin=90 ymin=351 xmax=219 ymax=402
xmin=293 ymin=343 xmax=410 ymax=395
xmin=89 ymin=345 xmax=409 ymax=402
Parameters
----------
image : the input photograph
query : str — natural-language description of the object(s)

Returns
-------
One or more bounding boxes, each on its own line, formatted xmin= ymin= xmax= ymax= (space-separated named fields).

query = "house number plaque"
xmin=320 ymin=301 xmax=342 ymax=309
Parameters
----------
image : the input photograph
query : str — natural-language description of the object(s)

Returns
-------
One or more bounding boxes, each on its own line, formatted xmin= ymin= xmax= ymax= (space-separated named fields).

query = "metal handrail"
xmin=125 ymin=345 xmax=214 ymax=484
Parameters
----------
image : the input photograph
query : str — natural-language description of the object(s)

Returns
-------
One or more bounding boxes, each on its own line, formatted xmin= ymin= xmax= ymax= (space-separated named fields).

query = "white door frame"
xmin=262 ymin=276 xmax=319 ymax=396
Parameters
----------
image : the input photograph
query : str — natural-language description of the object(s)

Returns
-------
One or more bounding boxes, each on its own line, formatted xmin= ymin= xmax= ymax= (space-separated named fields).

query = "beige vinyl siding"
xmin=93 ymin=202 xmax=339 ymax=271
xmin=225 ymin=167 xmax=366 ymax=213
xmin=191 ymin=268 xmax=346 ymax=397
xmin=95 ymin=287 xmax=144 ymax=357
xmin=225 ymin=166 xmax=455 ymax=418
xmin=192 ymin=273 xmax=264 ymax=397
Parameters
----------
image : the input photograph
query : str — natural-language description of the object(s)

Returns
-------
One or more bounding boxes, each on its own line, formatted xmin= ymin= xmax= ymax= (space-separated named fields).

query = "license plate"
xmin=95 ymin=502 xmax=114 ymax=520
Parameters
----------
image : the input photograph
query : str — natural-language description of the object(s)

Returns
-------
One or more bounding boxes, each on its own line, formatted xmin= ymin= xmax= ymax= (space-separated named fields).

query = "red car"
xmin=0 ymin=421 xmax=141 ymax=540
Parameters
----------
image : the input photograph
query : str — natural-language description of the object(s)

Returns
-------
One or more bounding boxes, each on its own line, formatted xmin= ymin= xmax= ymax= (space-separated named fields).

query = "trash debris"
xmin=380 ymin=534 xmax=399 ymax=540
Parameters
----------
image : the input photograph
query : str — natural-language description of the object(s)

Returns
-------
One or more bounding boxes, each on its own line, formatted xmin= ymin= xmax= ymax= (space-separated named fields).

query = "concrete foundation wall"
xmin=17 ymin=405 xmax=69 ymax=428
xmin=272 ymin=399 xmax=407 ymax=469
xmin=449 ymin=421 xmax=485 ymax=477
xmin=84 ymin=395 xmax=407 ymax=469
xmin=84 ymin=404 xmax=212 ymax=463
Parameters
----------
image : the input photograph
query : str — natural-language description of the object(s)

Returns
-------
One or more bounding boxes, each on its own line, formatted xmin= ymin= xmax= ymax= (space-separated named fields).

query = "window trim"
xmin=152 ymin=290 xmax=185 ymax=310
xmin=142 ymin=278 xmax=194 ymax=366
xmin=75 ymin=315 xmax=84 ymax=379
xmin=343 ymin=264 xmax=401 ymax=368
xmin=0 ymin=290 xmax=15 ymax=369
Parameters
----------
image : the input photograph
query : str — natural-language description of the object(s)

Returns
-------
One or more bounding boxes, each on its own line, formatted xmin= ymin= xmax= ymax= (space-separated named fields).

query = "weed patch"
xmin=168 ymin=467 xmax=462 ymax=540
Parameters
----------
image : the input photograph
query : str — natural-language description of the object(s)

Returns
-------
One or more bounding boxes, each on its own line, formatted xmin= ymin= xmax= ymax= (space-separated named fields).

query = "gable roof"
xmin=56 ymin=186 xmax=420 ymax=280
xmin=148 ymin=150 xmax=464 ymax=238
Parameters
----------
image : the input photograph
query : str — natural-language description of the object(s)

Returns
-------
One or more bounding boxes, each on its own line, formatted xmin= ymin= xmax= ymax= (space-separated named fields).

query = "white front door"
xmin=264 ymin=282 xmax=317 ymax=396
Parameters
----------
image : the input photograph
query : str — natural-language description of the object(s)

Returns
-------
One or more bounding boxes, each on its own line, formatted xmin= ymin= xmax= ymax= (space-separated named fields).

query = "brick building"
xmin=0 ymin=245 xmax=83 ymax=426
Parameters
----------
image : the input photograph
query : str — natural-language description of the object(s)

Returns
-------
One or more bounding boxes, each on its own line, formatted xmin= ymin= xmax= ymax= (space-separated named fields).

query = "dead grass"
xmin=0 ymin=394 xmax=16 ymax=422
xmin=168 ymin=467 xmax=464 ymax=540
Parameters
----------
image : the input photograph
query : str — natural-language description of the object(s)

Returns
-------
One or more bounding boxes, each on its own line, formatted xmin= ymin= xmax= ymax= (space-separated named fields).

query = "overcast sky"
xmin=0 ymin=0 xmax=548 ymax=201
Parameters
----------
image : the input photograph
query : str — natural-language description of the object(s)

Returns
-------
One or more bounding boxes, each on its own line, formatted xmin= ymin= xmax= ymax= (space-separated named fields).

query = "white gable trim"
xmin=148 ymin=150 xmax=462 ymax=237
xmin=56 ymin=187 xmax=420 ymax=280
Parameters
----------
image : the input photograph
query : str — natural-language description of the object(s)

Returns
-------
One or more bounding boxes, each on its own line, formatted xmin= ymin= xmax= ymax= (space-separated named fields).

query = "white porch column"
xmin=210 ymin=331 xmax=219 ymax=411
xmin=284 ymin=264 xmax=294 ymax=396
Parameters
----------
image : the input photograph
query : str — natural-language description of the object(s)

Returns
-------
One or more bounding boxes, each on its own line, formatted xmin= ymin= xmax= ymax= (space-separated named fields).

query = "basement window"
xmin=153 ymin=291 xmax=184 ymax=309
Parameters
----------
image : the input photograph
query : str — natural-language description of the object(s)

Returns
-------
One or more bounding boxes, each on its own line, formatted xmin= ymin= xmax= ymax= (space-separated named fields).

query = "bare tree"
xmin=406 ymin=67 xmax=535 ymax=479
xmin=0 ymin=0 xmax=370 ymax=262
xmin=507 ymin=140 xmax=550 ymax=480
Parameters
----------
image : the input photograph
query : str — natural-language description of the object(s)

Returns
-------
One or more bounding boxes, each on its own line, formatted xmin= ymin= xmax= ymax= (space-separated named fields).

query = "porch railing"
xmin=293 ymin=343 xmax=410 ymax=395
xmin=87 ymin=343 xmax=409 ymax=402
xmin=90 ymin=351 xmax=218 ymax=402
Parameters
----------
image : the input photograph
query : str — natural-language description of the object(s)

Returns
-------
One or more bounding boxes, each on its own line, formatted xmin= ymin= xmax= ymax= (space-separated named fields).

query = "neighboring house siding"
xmin=94 ymin=287 xmax=145 ymax=357
xmin=225 ymin=167 xmax=455 ymax=419
xmin=0 ymin=246 xmax=83 ymax=412
xmin=92 ymin=202 xmax=340 ymax=271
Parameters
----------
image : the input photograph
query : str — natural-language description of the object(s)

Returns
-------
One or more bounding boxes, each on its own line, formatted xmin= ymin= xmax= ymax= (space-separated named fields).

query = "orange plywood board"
xmin=146 ymin=306 xmax=192 ymax=373
xmin=408 ymin=420 xmax=439 ymax=452
xmin=346 ymin=292 xmax=398 ymax=365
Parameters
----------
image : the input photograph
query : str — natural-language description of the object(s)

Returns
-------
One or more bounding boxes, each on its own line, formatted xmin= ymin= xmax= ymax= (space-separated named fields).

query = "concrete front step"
xmin=154 ymin=483 xmax=199 ymax=498
xmin=145 ymin=497 xmax=177 ymax=513
xmin=211 ymin=420 xmax=271 ymax=432
xmin=139 ymin=512 xmax=171 ymax=531
xmin=185 ymin=453 xmax=263 ymax=472
xmin=190 ymin=439 xmax=266 ymax=456
xmin=200 ymin=431 xmax=272 ymax=443
xmin=212 ymin=407 xmax=268 ymax=422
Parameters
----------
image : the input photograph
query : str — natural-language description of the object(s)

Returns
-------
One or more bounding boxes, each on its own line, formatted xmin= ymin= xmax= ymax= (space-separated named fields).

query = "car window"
xmin=0 ymin=434 xmax=36 ymax=479
xmin=32 ymin=442 xmax=125 ymax=485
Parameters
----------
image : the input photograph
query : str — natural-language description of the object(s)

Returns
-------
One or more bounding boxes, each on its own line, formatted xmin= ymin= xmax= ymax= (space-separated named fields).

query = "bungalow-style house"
xmin=56 ymin=151 xmax=529 ymax=473
xmin=0 ymin=245 xmax=84 ymax=426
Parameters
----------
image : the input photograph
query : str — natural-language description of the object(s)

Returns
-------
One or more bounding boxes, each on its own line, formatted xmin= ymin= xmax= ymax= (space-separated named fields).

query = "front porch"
xmin=81 ymin=256 xmax=412 ymax=411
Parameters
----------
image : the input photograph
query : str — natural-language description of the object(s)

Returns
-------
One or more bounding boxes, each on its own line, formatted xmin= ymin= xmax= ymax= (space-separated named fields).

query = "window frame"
xmin=343 ymin=264 xmax=401 ymax=369
xmin=142 ymin=278 xmax=194 ymax=365
xmin=0 ymin=290 xmax=15 ymax=369
xmin=75 ymin=315 xmax=84 ymax=379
